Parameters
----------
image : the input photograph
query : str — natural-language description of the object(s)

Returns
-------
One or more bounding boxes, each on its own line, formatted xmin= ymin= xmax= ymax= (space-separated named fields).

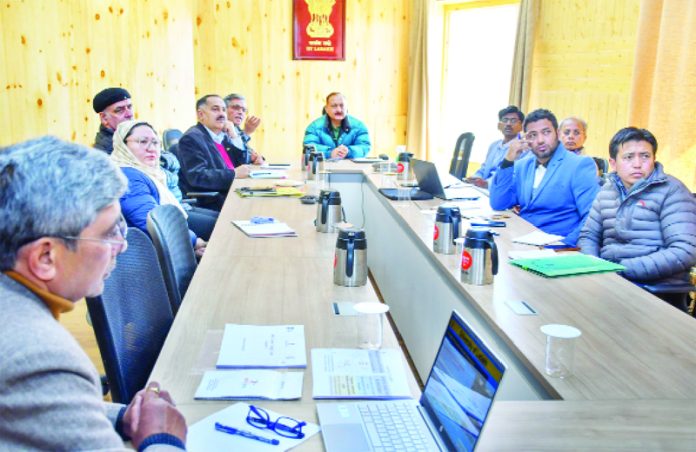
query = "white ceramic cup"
xmin=353 ymin=302 xmax=390 ymax=350
xmin=540 ymin=324 xmax=582 ymax=378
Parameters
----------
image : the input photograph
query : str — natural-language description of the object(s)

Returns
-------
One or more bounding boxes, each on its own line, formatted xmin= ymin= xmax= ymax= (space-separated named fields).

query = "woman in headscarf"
xmin=111 ymin=120 xmax=207 ymax=257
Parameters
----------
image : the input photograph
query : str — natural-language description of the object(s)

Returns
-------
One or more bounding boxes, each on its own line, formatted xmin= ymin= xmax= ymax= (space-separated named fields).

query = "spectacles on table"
xmin=246 ymin=405 xmax=306 ymax=439
xmin=60 ymin=214 xmax=128 ymax=254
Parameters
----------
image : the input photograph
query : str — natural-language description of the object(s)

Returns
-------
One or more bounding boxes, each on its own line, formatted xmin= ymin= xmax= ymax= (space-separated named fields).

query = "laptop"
xmin=317 ymin=310 xmax=506 ymax=451
xmin=412 ymin=158 xmax=478 ymax=200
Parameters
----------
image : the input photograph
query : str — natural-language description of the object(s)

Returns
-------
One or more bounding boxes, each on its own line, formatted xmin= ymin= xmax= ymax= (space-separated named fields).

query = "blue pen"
xmin=471 ymin=221 xmax=506 ymax=228
xmin=452 ymin=196 xmax=480 ymax=201
xmin=215 ymin=422 xmax=280 ymax=445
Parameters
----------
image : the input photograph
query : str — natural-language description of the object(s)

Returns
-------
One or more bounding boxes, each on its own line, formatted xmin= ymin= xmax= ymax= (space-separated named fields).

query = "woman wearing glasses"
xmin=111 ymin=120 xmax=207 ymax=257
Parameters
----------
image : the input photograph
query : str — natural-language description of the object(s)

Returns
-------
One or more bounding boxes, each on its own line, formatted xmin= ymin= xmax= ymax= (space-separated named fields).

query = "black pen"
xmin=215 ymin=422 xmax=280 ymax=445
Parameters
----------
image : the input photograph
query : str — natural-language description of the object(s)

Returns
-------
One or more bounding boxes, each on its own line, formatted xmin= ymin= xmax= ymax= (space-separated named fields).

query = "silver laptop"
xmin=317 ymin=310 xmax=506 ymax=451
xmin=412 ymin=159 xmax=477 ymax=200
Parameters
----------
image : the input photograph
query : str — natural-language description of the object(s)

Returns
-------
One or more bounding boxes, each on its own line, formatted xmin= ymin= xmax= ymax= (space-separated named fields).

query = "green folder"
xmin=510 ymin=254 xmax=625 ymax=278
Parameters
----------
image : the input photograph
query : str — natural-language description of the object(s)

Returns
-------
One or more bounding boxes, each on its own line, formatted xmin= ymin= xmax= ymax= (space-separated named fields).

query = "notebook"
xmin=510 ymin=253 xmax=625 ymax=277
xmin=412 ymin=159 xmax=478 ymax=200
xmin=317 ymin=310 xmax=506 ymax=452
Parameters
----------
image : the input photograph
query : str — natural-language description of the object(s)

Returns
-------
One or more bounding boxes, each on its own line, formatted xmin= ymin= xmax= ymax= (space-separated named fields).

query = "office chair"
xmin=86 ymin=228 xmax=173 ymax=404
xmin=636 ymin=282 xmax=696 ymax=314
xmin=147 ymin=205 xmax=198 ymax=315
xmin=449 ymin=132 xmax=475 ymax=180
xmin=168 ymin=143 xmax=222 ymax=209
xmin=162 ymin=128 xmax=183 ymax=151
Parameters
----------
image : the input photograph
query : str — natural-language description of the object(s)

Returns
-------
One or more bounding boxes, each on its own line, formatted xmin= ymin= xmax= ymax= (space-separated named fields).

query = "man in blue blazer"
xmin=489 ymin=109 xmax=599 ymax=245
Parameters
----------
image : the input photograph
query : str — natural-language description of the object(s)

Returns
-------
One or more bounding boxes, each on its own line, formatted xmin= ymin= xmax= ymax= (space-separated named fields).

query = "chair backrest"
xmin=162 ymin=128 xmax=183 ymax=151
xmin=449 ymin=132 xmax=475 ymax=180
xmin=86 ymin=228 xmax=173 ymax=404
xmin=593 ymin=157 xmax=609 ymax=176
xmin=146 ymin=205 xmax=198 ymax=314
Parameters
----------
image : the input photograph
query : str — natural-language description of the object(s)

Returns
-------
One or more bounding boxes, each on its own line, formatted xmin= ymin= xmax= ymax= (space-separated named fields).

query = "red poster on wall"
xmin=293 ymin=0 xmax=345 ymax=61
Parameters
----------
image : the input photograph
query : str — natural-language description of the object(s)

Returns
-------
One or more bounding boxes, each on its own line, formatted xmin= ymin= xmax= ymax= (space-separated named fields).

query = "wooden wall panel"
xmin=1 ymin=0 xmax=411 ymax=162
xmin=527 ymin=0 xmax=640 ymax=159
xmin=0 ymin=0 xmax=193 ymax=146
xmin=191 ymin=0 xmax=411 ymax=161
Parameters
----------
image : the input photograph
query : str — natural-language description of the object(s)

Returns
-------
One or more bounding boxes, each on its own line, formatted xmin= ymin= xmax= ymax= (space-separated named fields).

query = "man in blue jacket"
xmin=303 ymin=92 xmax=371 ymax=159
xmin=489 ymin=108 xmax=599 ymax=245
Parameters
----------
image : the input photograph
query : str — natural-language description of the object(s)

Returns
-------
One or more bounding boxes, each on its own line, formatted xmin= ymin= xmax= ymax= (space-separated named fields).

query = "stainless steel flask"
xmin=396 ymin=151 xmax=414 ymax=181
xmin=433 ymin=205 xmax=461 ymax=254
xmin=306 ymin=152 xmax=325 ymax=181
xmin=460 ymin=227 xmax=499 ymax=285
xmin=316 ymin=190 xmax=343 ymax=233
xmin=334 ymin=228 xmax=368 ymax=287
xmin=302 ymin=144 xmax=315 ymax=170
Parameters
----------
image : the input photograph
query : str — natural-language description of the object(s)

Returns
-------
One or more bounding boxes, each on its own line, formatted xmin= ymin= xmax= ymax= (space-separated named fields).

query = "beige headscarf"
xmin=111 ymin=120 xmax=187 ymax=217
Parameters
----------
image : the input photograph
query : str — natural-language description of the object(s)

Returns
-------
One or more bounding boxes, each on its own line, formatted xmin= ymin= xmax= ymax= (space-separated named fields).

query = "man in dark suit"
xmin=177 ymin=94 xmax=251 ymax=210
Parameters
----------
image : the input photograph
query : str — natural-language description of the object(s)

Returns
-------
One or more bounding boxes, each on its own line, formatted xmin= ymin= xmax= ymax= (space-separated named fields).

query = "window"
xmin=438 ymin=1 xmax=519 ymax=172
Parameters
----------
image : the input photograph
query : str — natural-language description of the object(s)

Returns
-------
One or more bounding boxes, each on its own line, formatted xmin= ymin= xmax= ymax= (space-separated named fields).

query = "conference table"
xmin=149 ymin=160 xmax=696 ymax=450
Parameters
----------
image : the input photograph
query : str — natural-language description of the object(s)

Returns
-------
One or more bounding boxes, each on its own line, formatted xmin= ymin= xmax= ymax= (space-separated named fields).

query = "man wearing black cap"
xmin=92 ymin=87 xmax=133 ymax=154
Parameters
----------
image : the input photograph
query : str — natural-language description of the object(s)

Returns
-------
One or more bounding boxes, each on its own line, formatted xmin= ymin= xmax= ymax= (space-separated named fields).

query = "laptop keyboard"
xmin=357 ymin=401 xmax=436 ymax=451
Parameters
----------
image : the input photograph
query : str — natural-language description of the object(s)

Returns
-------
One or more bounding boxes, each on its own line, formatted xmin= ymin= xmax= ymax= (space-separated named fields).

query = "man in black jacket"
xmin=92 ymin=87 xmax=133 ymax=154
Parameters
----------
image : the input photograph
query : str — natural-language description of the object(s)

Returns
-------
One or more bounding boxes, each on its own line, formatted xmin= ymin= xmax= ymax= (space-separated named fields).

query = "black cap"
xmin=93 ymin=87 xmax=131 ymax=113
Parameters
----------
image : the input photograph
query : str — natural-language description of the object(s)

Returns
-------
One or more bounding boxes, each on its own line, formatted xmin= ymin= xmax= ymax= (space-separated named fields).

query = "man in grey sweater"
xmin=578 ymin=127 xmax=696 ymax=311
xmin=0 ymin=137 xmax=186 ymax=450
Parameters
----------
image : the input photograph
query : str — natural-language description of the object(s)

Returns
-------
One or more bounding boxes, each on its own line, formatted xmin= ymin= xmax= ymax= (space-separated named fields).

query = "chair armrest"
xmin=637 ymin=283 xmax=696 ymax=294
xmin=185 ymin=191 xmax=220 ymax=199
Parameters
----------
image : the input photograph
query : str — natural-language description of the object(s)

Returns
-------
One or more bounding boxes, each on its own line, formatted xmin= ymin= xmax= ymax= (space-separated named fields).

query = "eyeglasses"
xmin=60 ymin=215 xmax=128 ymax=254
xmin=246 ymin=405 xmax=306 ymax=439
xmin=230 ymin=104 xmax=248 ymax=113
xmin=127 ymin=137 xmax=161 ymax=148
xmin=500 ymin=117 xmax=520 ymax=124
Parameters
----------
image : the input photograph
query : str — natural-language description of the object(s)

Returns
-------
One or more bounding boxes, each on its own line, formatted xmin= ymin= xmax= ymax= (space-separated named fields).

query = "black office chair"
xmin=168 ymin=143 xmax=222 ymax=209
xmin=86 ymin=228 xmax=174 ymax=404
xmin=147 ymin=205 xmax=198 ymax=315
xmin=449 ymin=132 xmax=475 ymax=180
xmin=162 ymin=128 xmax=183 ymax=151
xmin=636 ymin=282 xmax=696 ymax=314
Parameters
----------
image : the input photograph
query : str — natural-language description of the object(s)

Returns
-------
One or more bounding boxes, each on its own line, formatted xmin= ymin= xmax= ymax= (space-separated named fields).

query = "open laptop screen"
xmin=419 ymin=311 xmax=506 ymax=451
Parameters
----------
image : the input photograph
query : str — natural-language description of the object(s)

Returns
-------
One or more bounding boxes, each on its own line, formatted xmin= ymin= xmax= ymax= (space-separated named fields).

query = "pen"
xmin=215 ymin=422 xmax=280 ymax=445
xmin=252 ymin=172 xmax=271 ymax=176
xmin=470 ymin=221 xmax=506 ymax=228
xmin=452 ymin=196 xmax=480 ymax=201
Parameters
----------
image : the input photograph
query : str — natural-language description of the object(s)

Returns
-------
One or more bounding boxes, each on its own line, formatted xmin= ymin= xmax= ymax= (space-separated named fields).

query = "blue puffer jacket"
xmin=119 ymin=167 xmax=197 ymax=247
xmin=303 ymin=115 xmax=371 ymax=158
xmin=578 ymin=163 xmax=696 ymax=286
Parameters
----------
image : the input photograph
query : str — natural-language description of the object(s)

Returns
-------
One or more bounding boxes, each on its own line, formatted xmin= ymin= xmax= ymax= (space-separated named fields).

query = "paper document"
xmin=187 ymin=402 xmax=320 ymax=452
xmin=249 ymin=170 xmax=287 ymax=179
xmin=512 ymin=230 xmax=565 ymax=246
xmin=194 ymin=370 xmax=304 ymax=400
xmin=510 ymin=253 xmax=625 ymax=277
xmin=235 ymin=187 xmax=304 ymax=198
xmin=352 ymin=157 xmax=384 ymax=163
xmin=508 ymin=249 xmax=557 ymax=260
xmin=312 ymin=348 xmax=412 ymax=399
xmin=232 ymin=220 xmax=297 ymax=238
xmin=217 ymin=324 xmax=307 ymax=368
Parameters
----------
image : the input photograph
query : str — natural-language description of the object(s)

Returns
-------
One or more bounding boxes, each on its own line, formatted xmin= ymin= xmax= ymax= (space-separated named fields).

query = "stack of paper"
xmin=235 ymin=187 xmax=304 ymax=198
xmin=232 ymin=220 xmax=297 ymax=238
xmin=512 ymin=230 xmax=565 ymax=246
xmin=187 ymin=402 xmax=320 ymax=452
xmin=194 ymin=370 xmax=304 ymax=400
xmin=311 ymin=348 xmax=411 ymax=399
xmin=217 ymin=324 xmax=307 ymax=368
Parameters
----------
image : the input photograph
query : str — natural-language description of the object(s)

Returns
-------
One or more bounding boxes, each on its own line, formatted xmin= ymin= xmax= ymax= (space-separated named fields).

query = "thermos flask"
xmin=334 ymin=228 xmax=368 ymax=287
xmin=316 ymin=190 xmax=343 ymax=233
xmin=302 ymin=144 xmax=315 ymax=170
xmin=460 ymin=227 xmax=499 ymax=285
xmin=433 ymin=205 xmax=461 ymax=254
xmin=306 ymin=152 xmax=324 ymax=181
xmin=396 ymin=151 xmax=414 ymax=181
